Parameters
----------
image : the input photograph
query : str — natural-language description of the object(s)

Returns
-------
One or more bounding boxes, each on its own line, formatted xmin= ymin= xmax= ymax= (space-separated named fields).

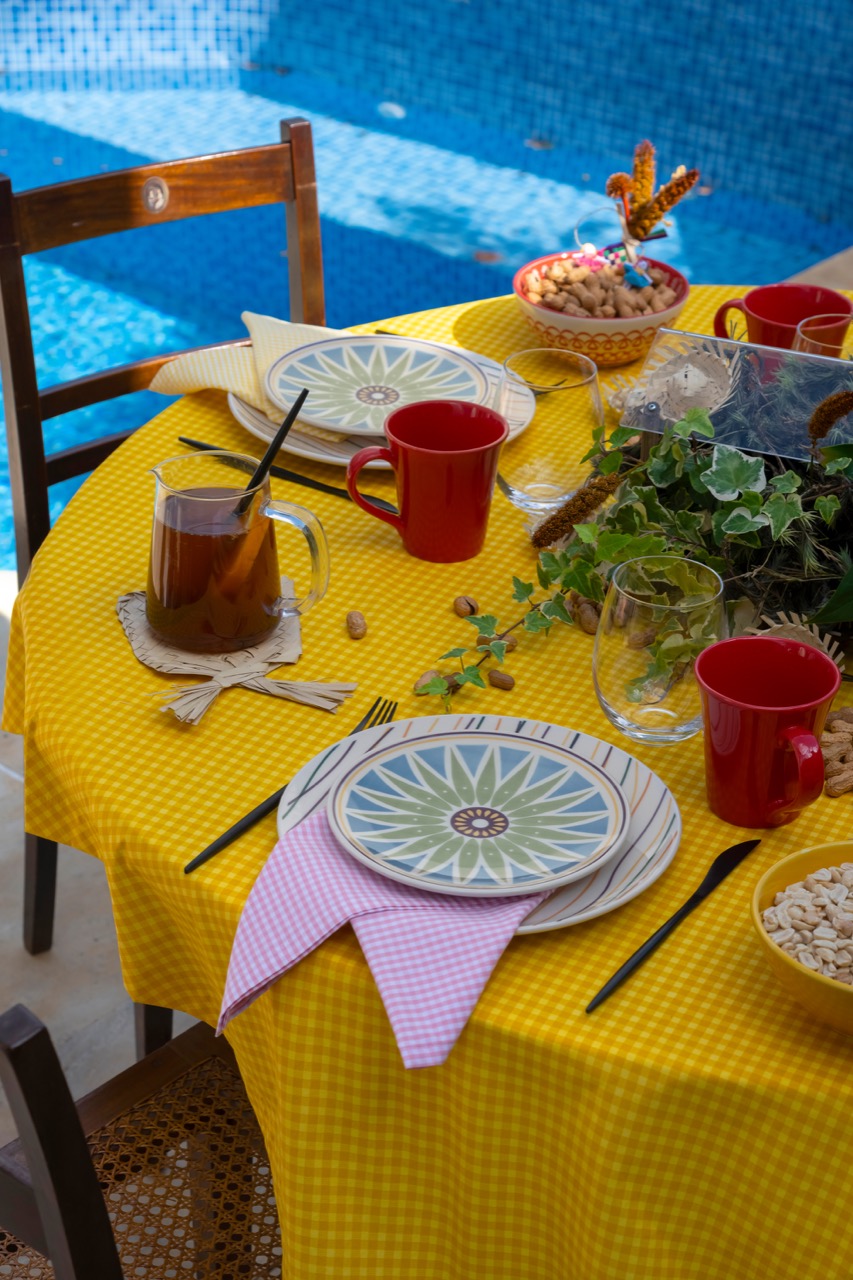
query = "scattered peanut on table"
xmin=346 ymin=610 xmax=367 ymax=639
xmin=763 ymin=864 xmax=853 ymax=984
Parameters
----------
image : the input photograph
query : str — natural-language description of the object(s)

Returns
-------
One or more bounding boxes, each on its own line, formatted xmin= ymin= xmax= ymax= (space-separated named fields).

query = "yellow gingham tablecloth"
xmin=5 ymin=288 xmax=853 ymax=1280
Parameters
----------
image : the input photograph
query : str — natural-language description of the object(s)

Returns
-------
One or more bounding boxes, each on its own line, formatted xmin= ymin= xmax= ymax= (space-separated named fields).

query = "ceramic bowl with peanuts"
xmin=751 ymin=844 xmax=853 ymax=1034
xmin=512 ymin=252 xmax=690 ymax=367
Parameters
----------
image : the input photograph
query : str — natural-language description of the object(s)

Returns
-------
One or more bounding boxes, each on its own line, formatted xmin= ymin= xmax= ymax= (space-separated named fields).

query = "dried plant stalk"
xmin=627 ymin=168 xmax=699 ymax=240
xmin=631 ymin=140 xmax=656 ymax=209
xmin=531 ymin=471 xmax=624 ymax=549
xmin=809 ymin=390 xmax=853 ymax=455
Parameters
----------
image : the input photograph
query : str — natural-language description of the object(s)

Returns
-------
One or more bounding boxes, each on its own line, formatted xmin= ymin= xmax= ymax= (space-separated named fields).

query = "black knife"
xmin=585 ymin=838 xmax=762 ymax=1013
xmin=177 ymin=436 xmax=398 ymax=515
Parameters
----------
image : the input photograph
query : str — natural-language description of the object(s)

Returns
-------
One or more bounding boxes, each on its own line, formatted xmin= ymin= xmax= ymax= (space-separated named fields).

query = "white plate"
xmin=230 ymin=344 xmax=535 ymax=470
xmin=265 ymin=335 xmax=490 ymax=436
xmin=278 ymin=714 xmax=681 ymax=932
xmin=326 ymin=730 xmax=631 ymax=897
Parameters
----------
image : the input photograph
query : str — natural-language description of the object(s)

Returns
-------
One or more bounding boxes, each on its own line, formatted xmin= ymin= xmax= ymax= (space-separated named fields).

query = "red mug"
xmin=713 ymin=284 xmax=853 ymax=350
xmin=346 ymin=400 xmax=508 ymax=562
xmin=694 ymin=636 xmax=841 ymax=828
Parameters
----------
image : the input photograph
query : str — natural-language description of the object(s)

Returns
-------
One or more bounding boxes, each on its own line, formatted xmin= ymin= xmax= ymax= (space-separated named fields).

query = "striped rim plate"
xmin=277 ymin=714 xmax=681 ymax=932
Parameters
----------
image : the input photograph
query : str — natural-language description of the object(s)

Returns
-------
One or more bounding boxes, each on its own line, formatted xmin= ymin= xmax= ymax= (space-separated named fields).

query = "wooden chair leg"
xmin=134 ymin=1004 xmax=174 ymax=1059
xmin=23 ymin=833 xmax=57 ymax=955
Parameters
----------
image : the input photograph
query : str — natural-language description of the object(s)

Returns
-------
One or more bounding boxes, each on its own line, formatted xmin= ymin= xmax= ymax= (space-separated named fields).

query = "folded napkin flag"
xmin=218 ymin=811 xmax=548 ymax=1069
xmin=149 ymin=311 xmax=341 ymax=428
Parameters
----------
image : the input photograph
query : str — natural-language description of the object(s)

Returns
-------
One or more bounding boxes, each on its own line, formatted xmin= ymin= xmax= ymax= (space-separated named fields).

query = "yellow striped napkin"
xmin=148 ymin=312 xmax=340 ymax=425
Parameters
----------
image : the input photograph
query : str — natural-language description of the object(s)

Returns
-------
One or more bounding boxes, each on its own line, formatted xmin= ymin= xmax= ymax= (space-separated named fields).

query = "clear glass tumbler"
xmin=792 ymin=313 xmax=853 ymax=359
xmin=495 ymin=349 xmax=604 ymax=513
xmin=593 ymin=555 xmax=725 ymax=744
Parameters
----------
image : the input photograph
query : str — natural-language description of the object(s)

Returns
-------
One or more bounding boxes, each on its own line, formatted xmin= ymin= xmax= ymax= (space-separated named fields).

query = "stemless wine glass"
xmin=593 ymin=555 xmax=725 ymax=744
xmin=495 ymin=349 xmax=604 ymax=513
xmin=792 ymin=313 xmax=853 ymax=359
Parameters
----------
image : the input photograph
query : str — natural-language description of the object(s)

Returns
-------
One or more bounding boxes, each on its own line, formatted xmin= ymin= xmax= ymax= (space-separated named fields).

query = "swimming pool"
xmin=0 ymin=1 xmax=851 ymax=570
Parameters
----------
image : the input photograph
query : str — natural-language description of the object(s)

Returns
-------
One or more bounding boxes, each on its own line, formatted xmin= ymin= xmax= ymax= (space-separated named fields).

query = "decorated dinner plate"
xmin=264 ymin=335 xmax=490 ymax=436
xmin=326 ymin=731 xmax=630 ymax=896
xmin=278 ymin=715 xmax=681 ymax=929
xmin=231 ymin=346 xmax=535 ymax=468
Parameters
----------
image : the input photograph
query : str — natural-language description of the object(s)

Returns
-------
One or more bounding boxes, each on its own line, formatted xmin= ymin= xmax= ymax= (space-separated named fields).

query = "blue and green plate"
xmin=326 ymin=730 xmax=631 ymax=896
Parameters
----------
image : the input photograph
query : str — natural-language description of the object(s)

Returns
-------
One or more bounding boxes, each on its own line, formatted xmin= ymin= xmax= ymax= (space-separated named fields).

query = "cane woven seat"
xmin=0 ymin=1011 xmax=282 ymax=1279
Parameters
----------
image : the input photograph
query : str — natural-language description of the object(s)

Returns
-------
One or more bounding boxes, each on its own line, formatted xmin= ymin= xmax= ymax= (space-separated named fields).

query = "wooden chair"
xmin=0 ymin=119 xmax=325 ymax=1045
xmin=0 ymin=1005 xmax=282 ymax=1279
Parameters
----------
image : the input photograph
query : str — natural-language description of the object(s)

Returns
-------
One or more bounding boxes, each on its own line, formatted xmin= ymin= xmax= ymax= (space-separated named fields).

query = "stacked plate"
xmin=278 ymin=714 xmax=681 ymax=933
xmin=229 ymin=334 xmax=536 ymax=469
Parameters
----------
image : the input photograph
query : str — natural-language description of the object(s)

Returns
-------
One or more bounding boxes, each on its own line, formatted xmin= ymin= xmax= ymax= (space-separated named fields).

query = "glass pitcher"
xmin=146 ymin=451 xmax=330 ymax=653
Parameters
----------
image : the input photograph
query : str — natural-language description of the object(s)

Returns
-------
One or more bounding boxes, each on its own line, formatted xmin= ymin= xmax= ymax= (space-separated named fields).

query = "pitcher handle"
xmin=713 ymin=297 xmax=746 ymax=340
xmin=346 ymin=447 xmax=404 ymax=533
xmin=262 ymin=499 xmax=330 ymax=616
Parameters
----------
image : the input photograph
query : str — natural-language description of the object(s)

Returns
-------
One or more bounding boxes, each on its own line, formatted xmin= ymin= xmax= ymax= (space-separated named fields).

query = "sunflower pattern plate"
xmin=326 ymin=732 xmax=630 ymax=896
xmin=264 ymin=335 xmax=489 ymax=436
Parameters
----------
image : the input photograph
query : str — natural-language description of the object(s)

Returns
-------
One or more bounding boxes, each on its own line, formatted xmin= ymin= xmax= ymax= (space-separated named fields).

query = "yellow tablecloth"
xmin=5 ymin=288 xmax=853 ymax=1280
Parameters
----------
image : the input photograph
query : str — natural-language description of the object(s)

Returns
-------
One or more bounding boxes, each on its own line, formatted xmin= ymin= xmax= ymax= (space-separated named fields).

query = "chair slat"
xmin=13 ymin=145 xmax=295 ymax=255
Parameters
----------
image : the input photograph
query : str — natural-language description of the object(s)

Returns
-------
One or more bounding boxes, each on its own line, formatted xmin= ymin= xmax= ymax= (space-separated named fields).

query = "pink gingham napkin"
xmin=218 ymin=810 xmax=548 ymax=1068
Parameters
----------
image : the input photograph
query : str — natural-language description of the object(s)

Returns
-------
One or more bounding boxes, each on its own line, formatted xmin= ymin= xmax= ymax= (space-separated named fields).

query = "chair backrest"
xmin=0 ymin=116 xmax=325 ymax=584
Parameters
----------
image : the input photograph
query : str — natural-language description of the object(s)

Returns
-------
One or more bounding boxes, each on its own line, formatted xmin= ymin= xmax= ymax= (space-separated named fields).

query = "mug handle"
xmin=346 ymin=447 xmax=404 ymax=534
xmin=714 ymin=297 xmax=746 ymax=339
xmin=768 ymin=725 xmax=825 ymax=820
xmin=263 ymin=499 xmax=330 ymax=616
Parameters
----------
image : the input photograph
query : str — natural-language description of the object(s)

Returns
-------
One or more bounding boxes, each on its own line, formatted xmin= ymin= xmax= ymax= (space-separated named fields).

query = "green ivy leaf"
xmin=646 ymin=450 xmax=679 ymax=488
xmin=762 ymin=491 xmax=803 ymax=539
xmin=511 ymin=576 xmax=535 ymax=602
xmin=573 ymin=523 xmax=598 ymax=544
xmin=416 ymin=677 xmax=451 ymax=698
xmin=560 ymin=560 xmax=604 ymax=601
xmin=815 ymin=494 xmax=842 ymax=527
xmin=769 ymin=471 xmax=801 ymax=493
xmin=540 ymin=594 xmax=574 ymax=625
xmin=623 ymin=533 xmax=669 ymax=559
xmin=487 ymin=641 xmax=508 ymax=663
xmin=455 ymin=665 xmax=487 ymax=689
xmin=522 ymin=610 xmax=553 ymax=634
xmin=439 ymin=647 xmax=470 ymax=661
xmin=672 ymin=407 xmax=715 ymax=438
xmin=701 ymin=444 xmax=766 ymax=501
xmin=720 ymin=506 xmax=766 ymax=536
xmin=826 ymin=456 xmax=853 ymax=476
xmin=594 ymin=531 xmax=635 ymax=565
xmin=465 ymin=614 xmax=499 ymax=636
xmin=673 ymin=510 xmax=704 ymax=541
xmin=536 ymin=560 xmax=552 ymax=590
xmin=607 ymin=426 xmax=639 ymax=448
xmin=598 ymin=450 xmax=623 ymax=475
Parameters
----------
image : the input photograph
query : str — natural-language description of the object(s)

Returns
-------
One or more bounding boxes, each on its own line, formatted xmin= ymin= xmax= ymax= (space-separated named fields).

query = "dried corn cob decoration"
xmin=630 ymin=140 xmax=656 ymax=210
xmin=627 ymin=167 xmax=700 ymax=241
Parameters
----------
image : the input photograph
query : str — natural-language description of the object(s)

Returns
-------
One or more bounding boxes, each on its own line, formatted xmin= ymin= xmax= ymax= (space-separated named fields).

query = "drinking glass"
xmin=495 ymin=349 xmax=604 ymax=513
xmin=593 ymin=555 xmax=725 ymax=744
xmin=792 ymin=313 xmax=853 ymax=359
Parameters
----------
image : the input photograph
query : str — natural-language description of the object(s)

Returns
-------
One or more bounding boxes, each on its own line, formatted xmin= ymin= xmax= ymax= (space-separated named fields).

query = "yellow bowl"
xmin=751 ymin=843 xmax=853 ymax=1034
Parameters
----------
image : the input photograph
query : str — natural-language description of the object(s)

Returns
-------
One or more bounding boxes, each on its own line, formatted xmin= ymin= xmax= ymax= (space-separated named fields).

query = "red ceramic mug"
xmin=694 ymin=636 xmax=841 ymax=828
xmin=346 ymin=400 xmax=508 ymax=562
xmin=713 ymin=284 xmax=852 ymax=350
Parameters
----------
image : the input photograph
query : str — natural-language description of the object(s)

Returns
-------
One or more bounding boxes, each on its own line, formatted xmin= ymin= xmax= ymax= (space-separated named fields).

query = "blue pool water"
xmin=0 ymin=2 xmax=851 ymax=571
